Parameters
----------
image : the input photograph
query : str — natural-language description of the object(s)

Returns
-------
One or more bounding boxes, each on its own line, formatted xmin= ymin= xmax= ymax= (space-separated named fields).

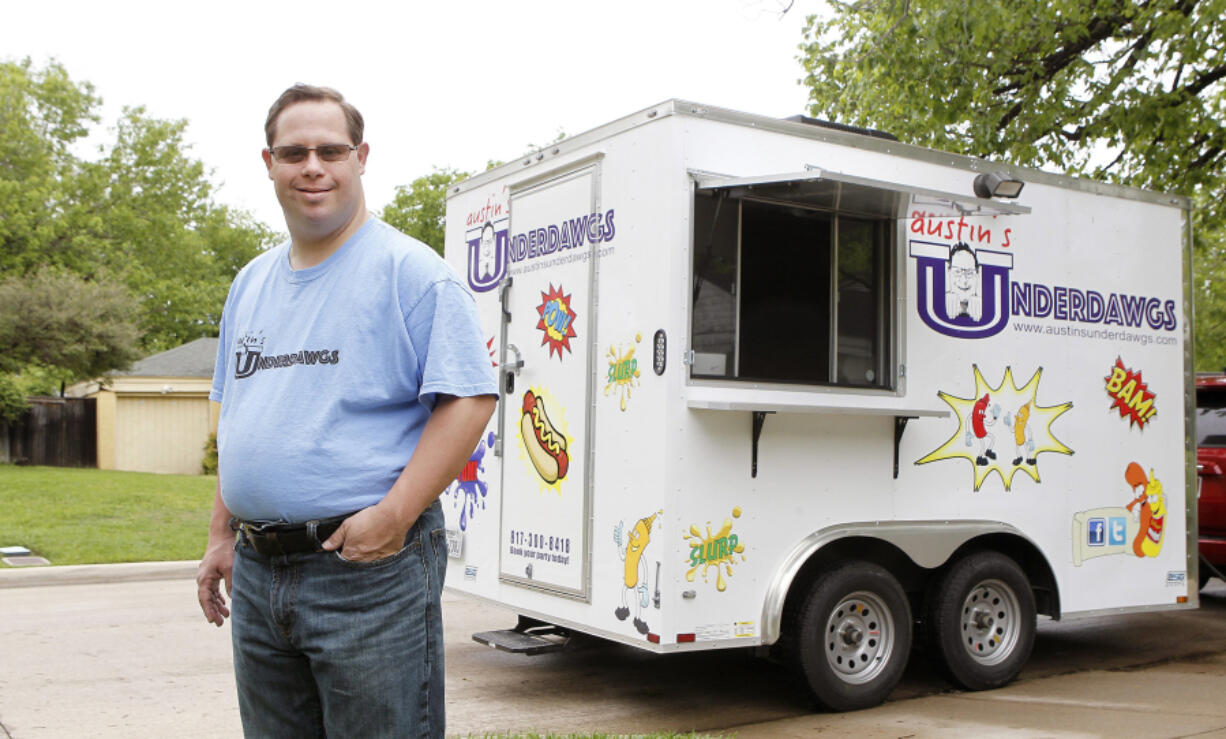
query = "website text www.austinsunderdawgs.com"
xmin=1011 ymin=321 xmax=1179 ymax=347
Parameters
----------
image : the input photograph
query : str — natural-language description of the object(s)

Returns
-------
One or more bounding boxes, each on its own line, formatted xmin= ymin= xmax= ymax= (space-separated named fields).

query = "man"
xmin=196 ymin=84 xmax=497 ymax=737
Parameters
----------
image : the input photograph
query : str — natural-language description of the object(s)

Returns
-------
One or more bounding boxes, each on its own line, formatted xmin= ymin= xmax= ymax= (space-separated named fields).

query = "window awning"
xmin=693 ymin=169 xmax=1030 ymax=220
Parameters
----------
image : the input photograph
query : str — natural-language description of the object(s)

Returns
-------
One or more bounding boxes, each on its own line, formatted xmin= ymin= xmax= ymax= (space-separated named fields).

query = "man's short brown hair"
xmin=265 ymin=84 xmax=365 ymax=147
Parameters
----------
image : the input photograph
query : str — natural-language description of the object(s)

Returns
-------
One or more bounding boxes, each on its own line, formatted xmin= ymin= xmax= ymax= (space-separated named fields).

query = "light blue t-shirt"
xmin=210 ymin=218 xmax=497 ymax=522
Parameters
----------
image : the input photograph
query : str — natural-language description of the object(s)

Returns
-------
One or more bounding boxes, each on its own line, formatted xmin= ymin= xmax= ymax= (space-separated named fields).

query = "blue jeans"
xmin=230 ymin=500 xmax=447 ymax=738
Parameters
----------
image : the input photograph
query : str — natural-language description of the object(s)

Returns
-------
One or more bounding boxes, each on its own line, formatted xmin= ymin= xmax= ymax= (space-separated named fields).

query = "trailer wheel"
xmin=927 ymin=551 xmax=1035 ymax=691
xmin=789 ymin=562 xmax=912 ymax=711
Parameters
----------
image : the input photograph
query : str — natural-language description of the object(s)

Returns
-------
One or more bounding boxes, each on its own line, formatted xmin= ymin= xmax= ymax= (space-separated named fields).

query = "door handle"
xmin=501 ymin=343 xmax=523 ymax=395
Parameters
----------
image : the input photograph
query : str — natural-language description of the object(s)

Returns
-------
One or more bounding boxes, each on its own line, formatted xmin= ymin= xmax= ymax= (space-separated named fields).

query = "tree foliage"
xmin=0 ymin=269 xmax=143 ymax=420
xmin=799 ymin=0 xmax=1226 ymax=369
xmin=0 ymin=269 xmax=143 ymax=376
xmin=0 ymin=58 xmax=274 ymax=417
xmin=379 ymin=167 xmax=469 ymax=256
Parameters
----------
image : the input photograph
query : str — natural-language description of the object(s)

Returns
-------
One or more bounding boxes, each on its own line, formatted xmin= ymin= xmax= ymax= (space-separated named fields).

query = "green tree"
xmin=0 ymin=59 xmax=99 ymax=276
xmin=799 ymin=0 xmax=1226 ymax=369
xmin=74 ymin=107 xmax=272 ymax=351
xmin=0 ymin=58 xmax=273 ymax=360
xmin=0 ymin=269 xmax=143 ymax=420
xmin=379 ymin=166 xmax=469 ymax=256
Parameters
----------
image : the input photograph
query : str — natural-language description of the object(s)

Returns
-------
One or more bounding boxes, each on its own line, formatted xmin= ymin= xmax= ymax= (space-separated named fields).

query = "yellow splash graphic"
xmin=604 ymin=333 xmax=642 ymax=411
xmin=916 ymin=365 xmax=1073 ymax=491
xmin=683 ymin=506 xmax=746 ymax=592
xmin=515 ymin=385 xmax=573 ymax=495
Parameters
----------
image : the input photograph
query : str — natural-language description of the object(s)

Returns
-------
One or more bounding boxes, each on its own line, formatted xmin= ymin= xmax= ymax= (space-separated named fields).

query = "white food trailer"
xmin=439 ymin=100 xmax=1196 ymax=710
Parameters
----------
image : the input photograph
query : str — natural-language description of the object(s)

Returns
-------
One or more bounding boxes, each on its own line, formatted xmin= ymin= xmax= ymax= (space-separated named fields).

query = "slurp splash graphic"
xmin=604 ymin=333 xmax=642 ymax=411
xmin=1104 ymin=358 xmax=1158 ymax=429
xmin=684 ymin=507 xmax=747 ymax=593
xmin=916 ymin=366 xmax=1073 ymax=490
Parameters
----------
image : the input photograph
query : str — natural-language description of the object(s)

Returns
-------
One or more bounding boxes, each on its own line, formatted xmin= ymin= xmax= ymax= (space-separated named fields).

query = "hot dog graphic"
xmin=521 ymin=389 xmax=569 ymax=483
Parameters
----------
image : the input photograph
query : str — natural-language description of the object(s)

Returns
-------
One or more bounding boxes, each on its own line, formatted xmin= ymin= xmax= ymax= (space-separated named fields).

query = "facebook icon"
xmin=1109 ymin=517 xmax=1127 ymax=546
xmin=1088 ymin=518 xmax=1106 ymax=547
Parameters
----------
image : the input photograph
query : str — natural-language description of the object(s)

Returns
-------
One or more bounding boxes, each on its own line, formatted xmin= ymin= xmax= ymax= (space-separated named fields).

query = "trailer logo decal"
xmin=684 ymin=507 xmax=747 ymax=593
xmin=1071 ymin=462 xmax=1166 ymax=565
xmin=1011 ymin=283 xmax=1178 ymax=332
xmin=465 ymin=215 xmax=509 ymax=293
xmin=446 ymin=431 xmax=495 ymax=531
xmin=508 ymin=209 xmax=617 ymax=267
xmin=605 ymin=333 xmax=642 ymax=411
xmin=517 ymin=386 xmax=573 ymax=493
xmin=536 ymin=284 xmax=578 ymax=360
xmin=911 ymin=241 xmax=1013 ymax=339
xmin=613 ymin=510 xmax=662 ymax=636
xmin=1104 ymin=358 xmax=1157 ymax=428
xmin=916 ymin=365 xmax=1073 ymax=490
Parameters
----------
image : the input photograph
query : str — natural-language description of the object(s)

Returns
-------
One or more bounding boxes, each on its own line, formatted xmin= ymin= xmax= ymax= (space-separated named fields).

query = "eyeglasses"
xmin=269 ymin=144 xmax=359 ymax=164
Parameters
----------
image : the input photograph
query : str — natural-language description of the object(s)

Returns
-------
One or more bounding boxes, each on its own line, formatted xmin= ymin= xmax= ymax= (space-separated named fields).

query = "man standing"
xmin=196 ymin=84 xmax=497 ymax=737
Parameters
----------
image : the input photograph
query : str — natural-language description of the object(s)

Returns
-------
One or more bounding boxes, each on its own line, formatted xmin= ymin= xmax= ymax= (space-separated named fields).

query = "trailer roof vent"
xmin=783 ymin=114 xmax=898 ymax=142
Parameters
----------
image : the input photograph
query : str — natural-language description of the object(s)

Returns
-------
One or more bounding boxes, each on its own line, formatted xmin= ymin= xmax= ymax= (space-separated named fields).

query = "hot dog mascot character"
xmin=520 ymin=389 xmax=568 ymax=484
xmin=1124 ymin=462 xmax=1165 ymax=558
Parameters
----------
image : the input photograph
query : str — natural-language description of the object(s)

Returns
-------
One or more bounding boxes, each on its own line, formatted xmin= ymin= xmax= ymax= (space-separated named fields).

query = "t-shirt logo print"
xmin=234 ymin=332 xmax=265 ymax=379
xmin=232 ymin=329 xmax=342 ymax=380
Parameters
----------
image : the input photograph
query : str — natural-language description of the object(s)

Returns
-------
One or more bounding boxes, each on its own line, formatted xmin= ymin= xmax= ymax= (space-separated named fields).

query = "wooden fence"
xmin=0 ymin=397 xmax=96 ymax=467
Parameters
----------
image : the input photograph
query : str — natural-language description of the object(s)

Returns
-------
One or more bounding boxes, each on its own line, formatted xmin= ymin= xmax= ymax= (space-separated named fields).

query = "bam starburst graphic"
xmin=916 ymin=365 xmax=1073 ymax=491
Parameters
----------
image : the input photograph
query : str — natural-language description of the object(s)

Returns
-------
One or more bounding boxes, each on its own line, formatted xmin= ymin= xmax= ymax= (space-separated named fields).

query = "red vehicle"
xmin=1197 ymin=373 xmax=1226 ymax=589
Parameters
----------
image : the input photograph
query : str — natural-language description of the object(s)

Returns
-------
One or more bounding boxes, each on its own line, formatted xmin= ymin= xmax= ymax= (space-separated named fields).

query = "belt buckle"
xmin=244 ymin=520 xmax=280 ymax=536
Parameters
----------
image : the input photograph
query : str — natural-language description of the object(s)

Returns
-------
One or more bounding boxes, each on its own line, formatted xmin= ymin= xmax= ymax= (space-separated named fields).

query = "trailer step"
xmin=472 ymin=628 xmax=566 ymax=655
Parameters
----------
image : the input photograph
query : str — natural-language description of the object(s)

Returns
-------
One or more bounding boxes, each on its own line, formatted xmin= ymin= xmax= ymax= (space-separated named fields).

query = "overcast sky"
xmin=3 ymin=0 xmax=816 ymax=232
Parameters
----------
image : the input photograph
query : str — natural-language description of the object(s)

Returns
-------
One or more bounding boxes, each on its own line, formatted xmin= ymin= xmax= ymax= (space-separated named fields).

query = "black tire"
xmin=926 ymin=551 xmax=1035 ymax=691
xmin=788 ymin=562 xmax=912 ymax=711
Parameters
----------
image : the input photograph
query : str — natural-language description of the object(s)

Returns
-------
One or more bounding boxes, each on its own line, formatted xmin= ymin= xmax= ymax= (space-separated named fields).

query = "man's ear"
xmin=356 ymin=142 xmax=370 ymax=176
xmin=262 ymin=148 xmax=274 ymax=179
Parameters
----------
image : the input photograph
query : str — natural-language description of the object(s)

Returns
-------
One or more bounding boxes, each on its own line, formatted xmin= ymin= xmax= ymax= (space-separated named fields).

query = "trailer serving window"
xmin=691 ymin=171 xmax=902 ymax=389
xmin=690 ymin=170 xmax=1026 ymax=392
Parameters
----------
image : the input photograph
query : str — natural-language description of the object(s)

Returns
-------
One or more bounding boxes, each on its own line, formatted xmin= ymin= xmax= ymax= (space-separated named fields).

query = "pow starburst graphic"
xmin=916 ymin=365 xmax=1073 ymax=491
xmin=535 ymin=284 xmax=578 ymax=360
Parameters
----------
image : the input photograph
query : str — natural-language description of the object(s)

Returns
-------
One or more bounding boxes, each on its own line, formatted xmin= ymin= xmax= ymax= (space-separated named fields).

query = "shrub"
xmin=202 ymin=432 xmax=218 ymax=475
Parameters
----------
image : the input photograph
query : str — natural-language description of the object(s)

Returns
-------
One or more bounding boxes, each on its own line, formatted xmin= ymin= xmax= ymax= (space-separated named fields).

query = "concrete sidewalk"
xmin=0 ymin=560 xmax=197 ymax=589
xmin=3 ymin=564 xmax=1226 ymax=738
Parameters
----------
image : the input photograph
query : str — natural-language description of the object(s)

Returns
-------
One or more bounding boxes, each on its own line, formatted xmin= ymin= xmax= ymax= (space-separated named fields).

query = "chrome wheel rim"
xmin=960 ymin=578 xmax=1021 ymax=665
xmin=823 ymin=590 xmax=895 ymax=684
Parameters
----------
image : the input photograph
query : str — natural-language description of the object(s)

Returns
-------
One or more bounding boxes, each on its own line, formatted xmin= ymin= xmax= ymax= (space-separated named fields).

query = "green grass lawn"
xmin=0 ymin=464 xmax=214 ymax=566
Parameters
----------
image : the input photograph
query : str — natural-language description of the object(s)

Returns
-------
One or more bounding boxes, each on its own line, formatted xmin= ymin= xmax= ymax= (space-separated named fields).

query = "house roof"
xmin=117 ymin=337 xmax=218 ymax=378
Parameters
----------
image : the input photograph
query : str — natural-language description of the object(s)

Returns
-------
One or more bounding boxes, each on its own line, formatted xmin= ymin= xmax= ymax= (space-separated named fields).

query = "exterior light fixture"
xmin=973 ymin=172 xmax=1025 ymax=199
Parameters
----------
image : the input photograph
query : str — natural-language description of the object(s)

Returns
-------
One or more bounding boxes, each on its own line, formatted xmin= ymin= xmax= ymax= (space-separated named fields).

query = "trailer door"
xmin=496 ymin=158 xmax=604 ymax=599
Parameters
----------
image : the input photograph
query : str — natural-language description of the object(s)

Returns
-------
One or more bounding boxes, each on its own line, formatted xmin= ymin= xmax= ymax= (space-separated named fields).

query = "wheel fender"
xmin=761 ymin=519 xmax=1036 ymax=645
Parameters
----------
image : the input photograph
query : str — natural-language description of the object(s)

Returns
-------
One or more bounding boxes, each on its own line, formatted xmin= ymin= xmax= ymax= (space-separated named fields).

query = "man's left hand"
xmin=320 ymin=505 xmax=410 ymax=562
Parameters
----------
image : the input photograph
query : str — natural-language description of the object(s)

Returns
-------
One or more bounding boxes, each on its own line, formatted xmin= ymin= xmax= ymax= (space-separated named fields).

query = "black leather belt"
xmin=235 ymin=513 xmax=354 ymax=557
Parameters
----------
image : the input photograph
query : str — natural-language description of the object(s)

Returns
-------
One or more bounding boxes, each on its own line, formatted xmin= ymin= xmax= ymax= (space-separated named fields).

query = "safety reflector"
xmin=677 ymin=633 xmax=695 ymax=643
